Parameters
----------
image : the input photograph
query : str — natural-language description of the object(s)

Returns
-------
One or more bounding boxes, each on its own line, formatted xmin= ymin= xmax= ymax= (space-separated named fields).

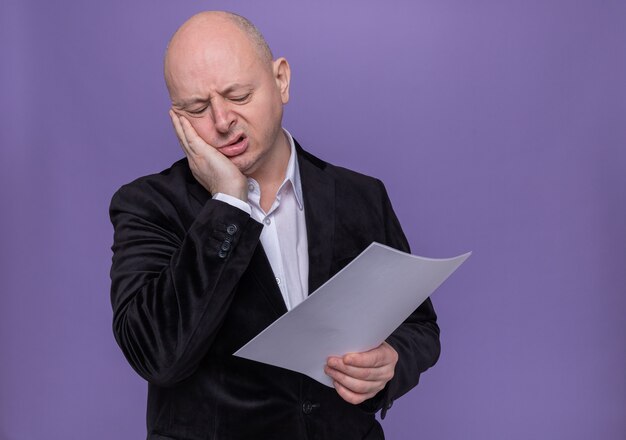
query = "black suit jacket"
xmin=109 ymin=142 xmax=440 ymax=440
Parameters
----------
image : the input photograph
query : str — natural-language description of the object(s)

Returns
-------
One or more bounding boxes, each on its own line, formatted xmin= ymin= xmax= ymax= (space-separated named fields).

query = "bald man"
xmin=110 ymin=11 xmax=440 ymax=440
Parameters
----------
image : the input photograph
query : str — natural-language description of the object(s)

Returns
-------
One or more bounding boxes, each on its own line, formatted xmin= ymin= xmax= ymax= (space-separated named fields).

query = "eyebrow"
xmin=177 ymin=84 xmax=252 ymax=107
xmin=220 ymin=83 xmax=252 ymax=95
xmin=175 ymin=96 xmax=209 ymax=108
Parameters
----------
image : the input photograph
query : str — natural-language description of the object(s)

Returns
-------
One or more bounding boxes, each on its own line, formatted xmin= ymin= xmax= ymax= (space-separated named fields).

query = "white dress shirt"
xmin=213 ymin=129 xmax=309 ymax=310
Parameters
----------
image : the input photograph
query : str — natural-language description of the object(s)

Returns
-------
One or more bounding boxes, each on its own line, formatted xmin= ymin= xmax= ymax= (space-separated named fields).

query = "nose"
xmin=211 ymin=97 xmax=235 ymax=134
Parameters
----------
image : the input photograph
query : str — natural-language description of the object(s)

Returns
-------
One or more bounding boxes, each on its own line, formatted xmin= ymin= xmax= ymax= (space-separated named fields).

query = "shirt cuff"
xmin=212 ymin=193 xmax=252 ymax=215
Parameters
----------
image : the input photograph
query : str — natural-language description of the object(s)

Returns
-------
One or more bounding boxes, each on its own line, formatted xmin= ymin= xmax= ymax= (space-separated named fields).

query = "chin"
xmin=230 ymin=153 xmax=258 ymax=176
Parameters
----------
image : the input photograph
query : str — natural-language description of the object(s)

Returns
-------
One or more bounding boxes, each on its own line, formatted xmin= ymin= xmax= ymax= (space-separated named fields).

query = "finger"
xmin=344 ymin=343 xmax=397 ymax=368
xmin=325 ymin=359 xmax=388 ymax=382
xmin=332 ymin=379 xmax=378 ymax=405
xmin=324 ymin=365 xmax=386 ymax=393
xmin=178 ymin=114 xmax=221 ymax=159
xmin=168 ymin=109 xmax=193 ymax=155
xmin=176 ymin=113 xmax=202 ymax=156
xmin=328 ymin=351 xmax=392 ymax=377
xmin=343 ymin=351 xmax=384 ymax=368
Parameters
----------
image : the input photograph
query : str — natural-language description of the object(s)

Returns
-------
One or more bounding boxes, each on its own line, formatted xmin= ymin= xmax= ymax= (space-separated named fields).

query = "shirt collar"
xmin=281 ymin=128 xmax=304 ymax=210
xmin=245 ymin=128 xmax=304 ymax=211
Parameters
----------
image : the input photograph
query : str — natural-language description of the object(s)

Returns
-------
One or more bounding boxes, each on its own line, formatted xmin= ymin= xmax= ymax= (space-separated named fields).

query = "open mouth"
xmin=219 ymin=135 xmax=248 ymax=157
xmin=230 ymin=135 xmax=245 ymax=146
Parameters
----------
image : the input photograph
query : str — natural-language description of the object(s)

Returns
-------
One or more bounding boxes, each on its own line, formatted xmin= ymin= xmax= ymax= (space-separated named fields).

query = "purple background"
xmin=1 ymin=0 xmax=625 ymax=439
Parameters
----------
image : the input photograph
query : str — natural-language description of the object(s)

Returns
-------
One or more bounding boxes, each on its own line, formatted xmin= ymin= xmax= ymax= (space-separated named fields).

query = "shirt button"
xmin=226 ymin=224 xmax=238 ymax=235
xmin=248 ymin=183 xmax=255 ymax=192
xmin=275 ymin=277 xmax=281 ymax=285
xmin=263 ymin=217 xmax=271 ymax=225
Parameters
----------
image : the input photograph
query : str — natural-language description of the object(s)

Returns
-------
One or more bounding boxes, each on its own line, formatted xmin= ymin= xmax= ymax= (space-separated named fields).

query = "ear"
xmin=272 ymin=57 xmax=291 ymax=104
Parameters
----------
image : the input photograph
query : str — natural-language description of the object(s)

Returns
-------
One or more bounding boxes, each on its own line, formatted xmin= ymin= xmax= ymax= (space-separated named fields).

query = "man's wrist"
xmin=213 ymin=193 xmax=251 ymax=215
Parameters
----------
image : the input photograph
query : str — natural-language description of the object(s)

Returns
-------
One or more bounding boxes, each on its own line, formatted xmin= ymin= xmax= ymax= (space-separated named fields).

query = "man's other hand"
xmin=324 ymin=342 xmax=398 ymax=405
xmin=169 ymin=110 xmax=247 ymax=200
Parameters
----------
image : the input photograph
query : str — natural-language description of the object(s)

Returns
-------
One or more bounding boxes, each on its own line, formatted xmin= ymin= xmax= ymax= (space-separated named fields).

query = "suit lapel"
xmin=247 ymin=245 xmax=288 ymax=316
xmin=296 ymin=142 xmax=336 ymax=294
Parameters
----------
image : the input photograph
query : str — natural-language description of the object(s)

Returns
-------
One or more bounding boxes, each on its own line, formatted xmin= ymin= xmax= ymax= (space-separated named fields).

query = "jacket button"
xmin=226 ymin=224 xmax=238 ymax=235
xmin=220 ymin=241 xmax=231 ymax=251
xmin=302 ymin=401 xmax=318 ymax=414
xmin=218 ymin=250 xmax=227 ymax=259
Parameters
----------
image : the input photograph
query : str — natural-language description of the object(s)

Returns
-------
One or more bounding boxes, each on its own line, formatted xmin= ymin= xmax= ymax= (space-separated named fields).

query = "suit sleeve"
xmin=361 ymin=180 xmax=441 ymax=418
xmin=109 ymin=182 xmax=263 ymax=387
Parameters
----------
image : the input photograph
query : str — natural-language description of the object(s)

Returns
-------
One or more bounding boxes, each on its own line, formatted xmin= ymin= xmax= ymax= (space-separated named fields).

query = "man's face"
xmin=166 ymin=27 xmax=290 ymax=177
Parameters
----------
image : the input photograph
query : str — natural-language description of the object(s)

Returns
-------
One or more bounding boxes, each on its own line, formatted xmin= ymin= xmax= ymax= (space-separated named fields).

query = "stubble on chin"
xmin=228 ymin=151 xmax=257 ymax=177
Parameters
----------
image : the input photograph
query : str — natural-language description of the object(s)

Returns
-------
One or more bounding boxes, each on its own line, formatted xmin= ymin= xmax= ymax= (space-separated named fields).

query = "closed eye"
xmin=187 ymin=106 xmax=208 ymax=115
xmin=229 ymin=93 xmax=251 ymax=103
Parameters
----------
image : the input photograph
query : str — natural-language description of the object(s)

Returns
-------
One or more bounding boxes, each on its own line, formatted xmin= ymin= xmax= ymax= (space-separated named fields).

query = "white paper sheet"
xmin=234 ymin=242 xmax=471 ymax=387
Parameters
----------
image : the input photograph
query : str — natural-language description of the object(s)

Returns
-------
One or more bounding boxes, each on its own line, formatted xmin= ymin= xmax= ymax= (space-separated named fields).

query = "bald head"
xmin=164 ymin=11 xmax=273 ymax=93
xmin=162 ymin=11 xmax=292 ymax=179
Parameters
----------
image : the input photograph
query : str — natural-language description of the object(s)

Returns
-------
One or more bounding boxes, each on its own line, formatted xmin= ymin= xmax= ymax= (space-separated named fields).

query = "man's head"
xmin=164 ymin=11 xmax=291 ymax=177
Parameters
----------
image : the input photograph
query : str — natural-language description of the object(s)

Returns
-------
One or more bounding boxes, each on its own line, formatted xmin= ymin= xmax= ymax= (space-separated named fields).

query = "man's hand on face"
xmin=324 ymin=342 xmax=398 ymax=405
xmin=169 ymin=110 xmax=248 ymax=201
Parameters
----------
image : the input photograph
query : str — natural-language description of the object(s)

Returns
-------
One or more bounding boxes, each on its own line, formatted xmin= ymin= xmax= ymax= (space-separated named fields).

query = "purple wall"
xmin=1 ymin=1 xmax=624 ymax=439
